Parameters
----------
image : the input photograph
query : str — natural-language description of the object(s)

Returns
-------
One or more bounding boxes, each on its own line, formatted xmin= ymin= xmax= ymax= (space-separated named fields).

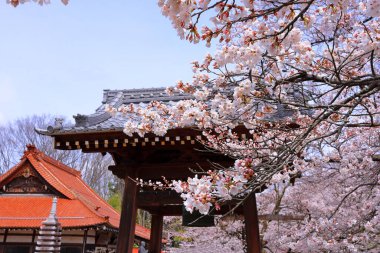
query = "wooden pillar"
xmin=116 ymin=175 xmax=138 ymax=253
xmin=82 ymin=229 xmax=88 ymax=253
xmin=243 ymin=193 xmax=261 ymax=253
xmin=31 ymin=229 xmax=36 ymax=253
xmin=1 ymin=229 xmax=7 ymax=253
xmin=3 ymin=229 xmax=7 ymax=243
xmin=149 ymin=214 xmax=163 ymax=253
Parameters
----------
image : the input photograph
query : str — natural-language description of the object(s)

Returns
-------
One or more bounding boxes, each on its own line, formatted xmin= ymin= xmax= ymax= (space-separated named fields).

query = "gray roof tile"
xmin=36 ymin=88 xmax=193 ymax=135
xmin=36 ymin=87 xmax=303 ymax=136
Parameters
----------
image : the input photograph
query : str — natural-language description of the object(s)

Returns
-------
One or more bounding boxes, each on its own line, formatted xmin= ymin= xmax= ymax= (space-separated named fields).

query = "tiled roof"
xmin=0 ymin=145 xmax=150 ymax=240
xmin=35 ymin=88 xmax=300 ymax=136
xmin=0 ymin=197 xmax=98 ymax=228
xmin=0 ymin=197 xmax=150 ymax=239
xmin=36 ymin=88 xmax=194 ymax=135
xmin=101 ymin=88 xmax=193 ymax=105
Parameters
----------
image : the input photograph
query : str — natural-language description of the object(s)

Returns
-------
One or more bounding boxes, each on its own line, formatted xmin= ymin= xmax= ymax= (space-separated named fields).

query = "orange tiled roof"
xmin=0 ymin=196 xmax=106 ymax=228
xmin=0 ymin=145 xmax=150 ymax=240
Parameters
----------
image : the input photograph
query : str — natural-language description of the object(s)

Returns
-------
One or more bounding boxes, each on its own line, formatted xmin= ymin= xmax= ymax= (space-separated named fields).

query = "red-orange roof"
xmin=0 ymin=145 xmax=150 ymax=240
xmin=0 ymin=197 xmax=106 ymax=228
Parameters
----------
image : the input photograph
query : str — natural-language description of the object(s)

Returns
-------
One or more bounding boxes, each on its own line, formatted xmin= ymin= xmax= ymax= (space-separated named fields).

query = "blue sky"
xmin=0 ymin=1 xmax=210 ymax=124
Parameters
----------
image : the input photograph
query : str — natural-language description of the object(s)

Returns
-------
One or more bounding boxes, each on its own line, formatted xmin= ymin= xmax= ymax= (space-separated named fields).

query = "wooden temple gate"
xmin=37 ymin=88 xmax=261 ymax=253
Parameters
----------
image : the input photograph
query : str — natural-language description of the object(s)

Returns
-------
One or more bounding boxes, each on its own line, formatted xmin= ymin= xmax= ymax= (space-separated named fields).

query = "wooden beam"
xmin=142 ymin=205 xmax=183 ymax=216
xmin=149 ymin=214 xmax=163 ymax=253
xmin=116 ymin=175 xmax=138 ymax=253
xmin=110 ymin=160 xmax=233 ymax=180
xmin=141 ymin=204 xmax=244 ymax=216
xmin=372 ymin=153 xmax=380 ymax=161
xmin=243 ymin=193 xmax=261 ymax=253
xmin=137 ymin=190 xmax=183 ymax=207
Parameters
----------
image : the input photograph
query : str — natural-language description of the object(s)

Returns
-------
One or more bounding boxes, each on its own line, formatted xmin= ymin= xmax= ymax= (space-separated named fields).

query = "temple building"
xmin=0 ymin=145 xmax=150 ymax=253
xmin=36 ymin=88 xmax=262 ymax=253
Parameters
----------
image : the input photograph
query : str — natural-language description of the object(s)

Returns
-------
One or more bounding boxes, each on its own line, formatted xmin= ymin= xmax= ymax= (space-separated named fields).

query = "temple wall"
xmin=61 ymin=236 xmax=83 ymax=244
xmin=6 ymin=235 xmax=33 ymax=243
xmin=0 ymin=228 xmax=102 ymax=244
xmin=61 ymin=229 xmax=84 ymax=244
xmin=87 ymin=236 xmax=95 ymax=244
xmin=0 ymin=228 xmax=116 ymax=253
xmin=62 ymin=229 xmax=85 ymax=235
xmin=61 ymin=229 xmax=96 ymax=244
xmin=0 ymin=229 xmax=35 ymax=243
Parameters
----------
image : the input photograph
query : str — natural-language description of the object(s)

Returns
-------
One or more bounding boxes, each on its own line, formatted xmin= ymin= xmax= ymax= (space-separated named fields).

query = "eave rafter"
xmin=52 ymin=132 xmax=250 ymax=151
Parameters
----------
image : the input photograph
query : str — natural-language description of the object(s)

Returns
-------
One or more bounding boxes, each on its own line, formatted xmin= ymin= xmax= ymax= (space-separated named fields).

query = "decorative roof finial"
xmin=26 ymin=144 xmax=36 ymax=151
xmin=47 ymin=118 xmax=64 ymax=133
xmin=24 ymin=144 xmax=39 ymax=157
xmin=73 ymin=114 xmax=89 ymax=127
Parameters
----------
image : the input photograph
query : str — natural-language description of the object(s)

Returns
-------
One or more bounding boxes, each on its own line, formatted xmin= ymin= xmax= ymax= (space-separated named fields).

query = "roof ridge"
xmin=24 ymin=144 xmax=81 ymax=177
xmin=39 ymin=153 xmax=81 ymax=177
xmin=25 ymin=146 xmax=119 ymax=225
xmin=73 ymin=176 xmax=120 ymax=217
xmin=27 ymin=154 xmax=76 ymax=199
xmin=104 ymin=87 xmax=166 ymax=93
xmin=72 ymin=189 xmax=117 ymax=228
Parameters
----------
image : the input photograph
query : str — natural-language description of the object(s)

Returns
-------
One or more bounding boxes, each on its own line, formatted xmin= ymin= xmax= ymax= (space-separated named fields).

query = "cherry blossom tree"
xmin=165 ymin=216 xmax=245 ymax=253
xmin=122 ymin=2 xmax=380 ymax=251
xmin=166 ymin=126 xmax=379 ymax=252
xmin=108 ymin=0 xmax=380 ymax=215
xmin=257 ymin=126 xmax=379 ymax=252
xmin=122 ymin=2 xmax=378 ymax=251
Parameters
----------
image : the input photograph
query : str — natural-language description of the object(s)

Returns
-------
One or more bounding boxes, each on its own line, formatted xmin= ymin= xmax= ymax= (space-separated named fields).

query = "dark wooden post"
xmin=116 ymin=175 xmax=138 ymax=253
xmin=0 ymin=229 xmax=7 ymax=253
xmin=31 ymin=229 xmax=36 ymax=253
xmin=3 ymin=229 xmax=8 ymax=243
xmin=243 ymin=193 xmax=261 ymax=253
xmin=149 ymin=214 xmax=163 ymax=253
xmin=82 ymin=229 xmax=88 ymax=253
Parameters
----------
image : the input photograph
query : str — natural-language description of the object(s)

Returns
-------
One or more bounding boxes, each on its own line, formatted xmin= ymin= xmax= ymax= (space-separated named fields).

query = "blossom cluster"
xmin=7 ymin=0 xmax=68 ymax=6
xmin=172 ymin=158 xmax=256 ymax=214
